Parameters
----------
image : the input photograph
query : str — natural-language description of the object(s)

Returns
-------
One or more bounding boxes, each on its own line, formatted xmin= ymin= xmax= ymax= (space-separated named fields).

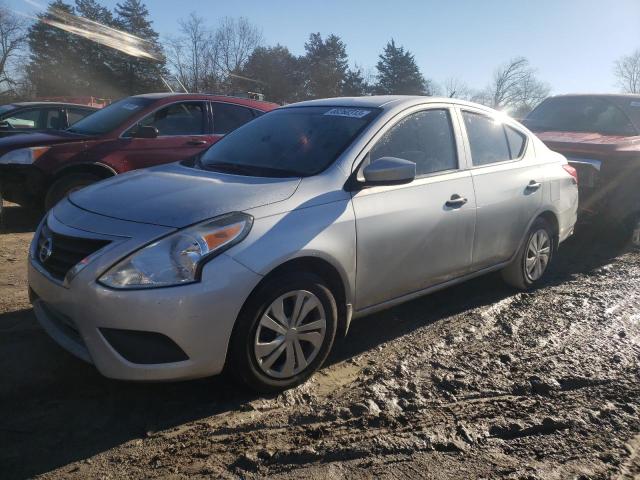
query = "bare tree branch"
xmin=614 ymin=49 xmax=640 ymax=94
xmin=0 ymin=4 xmax=28 ymax=96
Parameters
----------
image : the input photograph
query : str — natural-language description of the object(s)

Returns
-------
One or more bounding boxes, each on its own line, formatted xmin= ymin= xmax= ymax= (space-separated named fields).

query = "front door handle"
xmin=526 ymin=180 xmax=542 ymax=191
xmin=186 ymin=140 xmax=208 ymax=146
xmin=445 ymin=194 xmax=468 ymax=209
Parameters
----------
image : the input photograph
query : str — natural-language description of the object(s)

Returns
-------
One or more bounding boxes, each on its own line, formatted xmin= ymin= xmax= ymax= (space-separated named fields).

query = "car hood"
xmin=0 ymin=131 xmax=89 ymax=155
xmin=68 ymin=162 xmax=302 ymax=228
xmin=533 ymin=130 xmax=640 ymax=157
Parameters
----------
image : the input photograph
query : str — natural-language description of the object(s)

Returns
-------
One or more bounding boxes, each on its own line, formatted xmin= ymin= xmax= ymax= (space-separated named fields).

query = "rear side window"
xmin=505 ymin=126 xmax=526 ymax=158
xmin=212 ymin=102 xmax=254 ymax=134
xmin=463 ymin=111 xmax=522 ymax=166
xmin=129 ymin=102 xmax=206 ymax=136
xmin=370 ymin=109 xmax=458 ymax=177
xmin=44 ymin=109 xmax=63 ymax=129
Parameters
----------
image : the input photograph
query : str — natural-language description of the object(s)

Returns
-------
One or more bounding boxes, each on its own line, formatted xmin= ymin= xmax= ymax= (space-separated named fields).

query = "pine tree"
xmin=234 ymin=45 xmax=304 ymax=104
xmin=375 ymin=40 xmax=427 ymax=95
xmin=302 ymin=33 xmax=348 ymax=99
xmin=26 ymin=1 xmax=82 ymax=96
xmin=342 ymin=66 xmax=369 ymax=96
xmin=113 ymin=0 xmax=167 ymax=95
xmin=74 ymin=0 xmax=120 ymax=96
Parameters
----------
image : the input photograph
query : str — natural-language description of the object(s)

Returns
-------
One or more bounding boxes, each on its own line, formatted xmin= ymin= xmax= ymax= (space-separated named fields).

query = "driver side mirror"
xmin=131 ymin=125 xmax=159 ymax=139
xmin=362 ymin=157 xmax=416 ymax=186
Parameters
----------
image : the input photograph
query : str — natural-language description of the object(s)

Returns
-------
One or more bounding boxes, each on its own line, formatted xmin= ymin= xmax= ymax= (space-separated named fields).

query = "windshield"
xmin=523 ymin=97 xmax=639 ymax=136
xmin=67 ymin=97 xmax=154 ymax=135
xmin=199 ymin=106 xmax=379 ymax=177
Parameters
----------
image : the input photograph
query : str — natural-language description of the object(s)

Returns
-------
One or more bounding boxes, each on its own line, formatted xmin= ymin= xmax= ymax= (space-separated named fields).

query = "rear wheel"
xmin=44 ymin=173 xmax=101 ymax=211
xmin=229 ymin=272 xmax=338 ymax=393
xmin=502 ymin=218 xmax=554 ymax=290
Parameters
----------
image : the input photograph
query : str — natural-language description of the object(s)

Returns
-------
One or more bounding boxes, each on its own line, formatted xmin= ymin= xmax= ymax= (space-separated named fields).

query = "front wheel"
xmin=502 ymin=218 xmax=554 ymax=290
xmin=228 ymin=272 xmax=338 ymax=393
xmin=44 ymin=173 xmax=102 ymax=211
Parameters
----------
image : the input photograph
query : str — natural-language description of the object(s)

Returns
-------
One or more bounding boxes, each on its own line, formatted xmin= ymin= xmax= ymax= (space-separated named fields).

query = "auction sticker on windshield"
xmin=324 ymin=108 xmax=372 ymax=118
xmin=122 ymin=103 xmax=143 ymax=111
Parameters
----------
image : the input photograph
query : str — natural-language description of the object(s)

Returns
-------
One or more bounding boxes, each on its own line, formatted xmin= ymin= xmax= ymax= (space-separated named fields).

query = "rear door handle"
xmin=445 ymin=194 xmax=468 ymax=208
xmin=526 ymin=180 xmax=542 ymax=191
xmin=186 ymin=140 xmax=208 ymax=146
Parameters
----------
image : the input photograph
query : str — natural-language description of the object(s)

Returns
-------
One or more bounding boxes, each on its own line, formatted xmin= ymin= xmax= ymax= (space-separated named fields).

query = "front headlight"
xmin=99 ymin=212 xmax=253 ymax=289
xmin=0 ymin=146 xmax=50 ymax=165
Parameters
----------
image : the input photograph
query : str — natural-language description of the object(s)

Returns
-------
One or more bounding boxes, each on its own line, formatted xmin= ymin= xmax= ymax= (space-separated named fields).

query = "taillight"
xmin=563 ymin=164 xmax=578 ymax=184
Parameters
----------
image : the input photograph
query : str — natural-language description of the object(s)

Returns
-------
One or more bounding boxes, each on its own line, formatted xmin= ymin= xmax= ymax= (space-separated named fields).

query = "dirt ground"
xmin=1 ymin=201 xmax=639 ymax=480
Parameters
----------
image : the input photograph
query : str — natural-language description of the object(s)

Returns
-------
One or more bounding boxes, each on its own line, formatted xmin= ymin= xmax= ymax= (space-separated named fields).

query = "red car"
xmin=0 ymin=93 xmax=278 ymax=210
xmin=523 ymin=94 xmax=640 ymax=238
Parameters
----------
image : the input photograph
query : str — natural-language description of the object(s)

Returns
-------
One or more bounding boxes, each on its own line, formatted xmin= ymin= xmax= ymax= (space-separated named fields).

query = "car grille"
xmin=37 ymin=225 xmax=110 ymax=281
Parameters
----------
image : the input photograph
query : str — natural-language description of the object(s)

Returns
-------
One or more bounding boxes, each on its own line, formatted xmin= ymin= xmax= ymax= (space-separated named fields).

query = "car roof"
xmin=131 ymin=92 xmax=279 ymax=110
xmin=284 ymin=95 xmax=493 ymax=112
xmin=7 ymin=102 xmax=99 ymax=109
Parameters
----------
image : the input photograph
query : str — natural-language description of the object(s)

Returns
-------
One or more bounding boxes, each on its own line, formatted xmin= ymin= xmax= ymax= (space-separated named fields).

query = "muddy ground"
xmin=1 ymin=200 xmax=639 ymax=480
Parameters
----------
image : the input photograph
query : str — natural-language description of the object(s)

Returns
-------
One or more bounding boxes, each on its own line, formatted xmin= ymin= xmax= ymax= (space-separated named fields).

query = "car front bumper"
xmin=28 ymin=201 xmax=263 ymax=381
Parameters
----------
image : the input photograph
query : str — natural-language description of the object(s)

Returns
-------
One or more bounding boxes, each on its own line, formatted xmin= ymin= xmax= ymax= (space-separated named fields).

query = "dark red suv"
xmin=0 ymin=93 xmax=278 ymax=210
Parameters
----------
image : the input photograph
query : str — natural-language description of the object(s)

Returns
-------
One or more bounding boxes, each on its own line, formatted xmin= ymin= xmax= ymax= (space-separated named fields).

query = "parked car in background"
xmin=523 ymin=94 xmax=640 ymax=241
xmin=0 ymin=102 xmax=97 ymax=137
xmin=0 ymin=93 xmax=278 ymax=211
xmin=29 ymin=96 xmax=578 ymax=392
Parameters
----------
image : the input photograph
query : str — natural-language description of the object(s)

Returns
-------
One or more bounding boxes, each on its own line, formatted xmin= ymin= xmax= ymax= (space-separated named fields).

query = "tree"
xmin=342 ymin=65 xmax=369 ymax=96
xmin=233 ymin=45 xmax=303 ymax=103
xmin=165 ymin=12 xmax=219 ymax=93
xmin=0 ymin=3 xmax=27 ymax=98
xmin=375 ymin=39 xmax=427 ymax=96
xmin=441 ymin=77 xmax=472 ymax=100
xmin=302 ymin=33 xmax=348 ymax=99
xmin=214 ymin=17 xmax=262 ymax=79
xmin=27 ymin=1 xmax=83 ymax=96
xmin=113 ymin=0 xmax=166 ymax=95
xmin=478 ymin=57 xmax=549 ymax=116
xmin=614 ymin=49 xmax=640 ymax=94
xmin=73 ymin=0 xmax=121 ymax=96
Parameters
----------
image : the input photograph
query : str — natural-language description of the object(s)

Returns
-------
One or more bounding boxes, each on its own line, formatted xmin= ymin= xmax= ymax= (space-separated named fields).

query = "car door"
xmin=119 ymin=101 xmax=216 ymax=169
xmin=211 ymin=101 xmax=258 ymax=137
xmin=457 ymin=108 xmax=542 ymax=269
xmin=351 ymin=106 xmax=476 ymax=309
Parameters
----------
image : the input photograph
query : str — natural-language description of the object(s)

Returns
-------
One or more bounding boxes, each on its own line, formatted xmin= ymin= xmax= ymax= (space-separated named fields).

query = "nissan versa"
xmin=28 ymin=96 xmax=579 ymax=392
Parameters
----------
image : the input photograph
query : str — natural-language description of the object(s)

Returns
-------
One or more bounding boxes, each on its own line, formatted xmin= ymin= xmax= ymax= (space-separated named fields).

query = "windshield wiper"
xmin=203 ymin=161 xmax=301 ymax=177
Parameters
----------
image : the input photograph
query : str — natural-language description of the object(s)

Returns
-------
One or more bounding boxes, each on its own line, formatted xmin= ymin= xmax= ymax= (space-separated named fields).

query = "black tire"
xmin=228 ymin=271 xmax=338 ymax=393
xmin=44 ymin=173 xmax=101 ymax=211
xmin=502 ymin=217 xmax=554 ymax=290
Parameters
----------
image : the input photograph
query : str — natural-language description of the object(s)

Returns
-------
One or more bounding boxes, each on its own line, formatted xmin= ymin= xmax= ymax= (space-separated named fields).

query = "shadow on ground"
xmin=0 ymin=203 xmax=42 ymax=234
xmin=0 ymin=216 xmax=631 ymax=478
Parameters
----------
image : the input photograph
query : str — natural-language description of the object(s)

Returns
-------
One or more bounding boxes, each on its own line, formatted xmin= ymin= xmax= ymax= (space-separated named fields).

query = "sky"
xmin=10 ymin=0 xmax=640 ymax=95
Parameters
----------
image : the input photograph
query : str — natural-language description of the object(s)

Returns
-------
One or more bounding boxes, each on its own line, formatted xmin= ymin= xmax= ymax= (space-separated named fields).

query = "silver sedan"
xmin=28 ymin=96 xmax=578 ymax=392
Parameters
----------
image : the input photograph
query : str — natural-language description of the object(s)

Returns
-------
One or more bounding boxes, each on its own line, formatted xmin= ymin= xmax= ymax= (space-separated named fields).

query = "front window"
xmin=199 ymin=106 xmax=379 ymax=177
xmin=124 ymin=102 xmax=206 ymax=137
xmin=370 ymin=109 xmax=458 ymax=177
xmin=523 ymin=97 xmax=638 ymax=136
xmin=67 ymin=97 xmax=154 ymax=135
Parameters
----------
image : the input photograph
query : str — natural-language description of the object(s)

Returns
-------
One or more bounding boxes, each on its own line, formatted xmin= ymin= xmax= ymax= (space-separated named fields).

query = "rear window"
xmin=524 ymin=97 xmax=638 ymax=136
xmin=200 ymin=106 xmax=379 ymax=177
xmin=67 ymin=97 xmax=154 ymax=135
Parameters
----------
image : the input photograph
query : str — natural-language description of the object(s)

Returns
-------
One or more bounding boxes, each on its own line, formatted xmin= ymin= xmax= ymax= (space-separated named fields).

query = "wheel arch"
xmin=50 ymin=162 xmax=117 ymax=185
xmin=241 ymin=255 xmax=351 ymax=338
